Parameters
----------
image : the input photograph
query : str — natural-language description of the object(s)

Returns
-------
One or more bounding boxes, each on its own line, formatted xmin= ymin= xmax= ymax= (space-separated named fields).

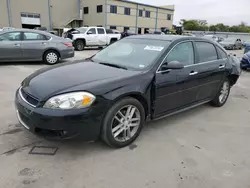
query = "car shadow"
xmin=28 ymin=103 xmax=213 ymax=154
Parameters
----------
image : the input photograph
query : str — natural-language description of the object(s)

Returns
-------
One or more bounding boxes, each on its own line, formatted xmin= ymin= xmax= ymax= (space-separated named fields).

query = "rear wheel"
xmin=43 ymin=50 xmax=59 ymax=65
xmin=75 ymin=40 xmax=85 ymax=51
xmin=210 ymin=79 xmax=230 ymax=107
xmin=101 ymin=97 xmax=145 ymax=148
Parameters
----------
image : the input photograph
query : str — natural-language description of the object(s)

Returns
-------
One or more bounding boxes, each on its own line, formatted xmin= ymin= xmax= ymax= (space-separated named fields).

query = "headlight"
xmin=43 ymin=92 xmax=96 ymax=109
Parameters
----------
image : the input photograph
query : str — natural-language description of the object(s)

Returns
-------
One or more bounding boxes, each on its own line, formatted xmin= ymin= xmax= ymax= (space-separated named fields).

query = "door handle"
xmin=189 ymin=71 xmax=198 ymax=76
xmin=42 ymin=42 xmax=47 ymax=45
xmin=14 ymin=44 xmax=20 ymax=47
xmin=219 ymin=65 xmax=225 ymax=69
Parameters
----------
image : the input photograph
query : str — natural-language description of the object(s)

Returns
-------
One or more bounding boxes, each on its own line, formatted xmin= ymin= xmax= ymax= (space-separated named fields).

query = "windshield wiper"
xmin=99 ymin=62 xmax=127 ymax=70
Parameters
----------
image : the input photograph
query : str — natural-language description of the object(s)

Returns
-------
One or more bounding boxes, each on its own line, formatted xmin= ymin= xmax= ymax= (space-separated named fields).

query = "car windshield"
xmin=77 ymin=27 xmax=88 ymax=33
xmin=91 ymin=38 xmax=170 ymax=70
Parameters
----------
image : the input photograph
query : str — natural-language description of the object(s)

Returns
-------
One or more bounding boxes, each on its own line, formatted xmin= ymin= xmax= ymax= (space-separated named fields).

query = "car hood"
xmin=21 ymin=61 xmax=140 ymax=100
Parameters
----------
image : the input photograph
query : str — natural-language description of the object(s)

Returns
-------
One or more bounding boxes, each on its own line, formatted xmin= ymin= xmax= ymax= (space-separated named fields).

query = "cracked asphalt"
xmin=0 ymin=49 xmax=250 ymax=188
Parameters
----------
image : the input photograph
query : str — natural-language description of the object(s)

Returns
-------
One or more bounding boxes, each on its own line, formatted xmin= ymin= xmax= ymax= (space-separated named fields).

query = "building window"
xmin=84 ymin=7 xmax=89 ymax=14
xmin=124 ymin=7 xmax=131 ymax=15
xmin=138 ymin=28 xmax=141 ymax=34
xmin=144 ymin=28 xmax=149 ymax=33
xmin=97 ymin=5 xmax=103 ymax=13
xmin=138 ymin=10 xmax=143 ymax=17
xmin=124 ymin=27 xmax=129 ymax=32
xmin=167 ymin=14 xmax=172 ymax=20
xmin=110 ymin=26 xmax=117 ymax=29
xmin=110 ymin=5 xmax=117 ymax=13
xmin=145 ymin=11 xmax=150 ymax=18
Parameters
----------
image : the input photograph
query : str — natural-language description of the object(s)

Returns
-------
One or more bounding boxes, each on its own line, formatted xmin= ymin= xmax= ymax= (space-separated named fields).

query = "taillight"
xmin=63 ymin=42 xmax=72 ymax=47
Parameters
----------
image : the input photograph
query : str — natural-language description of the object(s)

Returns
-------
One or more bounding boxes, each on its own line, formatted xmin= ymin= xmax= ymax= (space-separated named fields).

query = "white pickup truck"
xmin=64 ymin=27 xmax=121 ymax=51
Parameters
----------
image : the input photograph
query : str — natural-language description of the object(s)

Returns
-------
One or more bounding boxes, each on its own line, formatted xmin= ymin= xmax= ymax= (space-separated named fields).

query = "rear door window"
xmin=23 ymin=32 xmax=47 ymax=41
xmin=195 ymin=42 xmax=218 ymax=63
xmin=97 ymin=28 xmax=105 ymax=34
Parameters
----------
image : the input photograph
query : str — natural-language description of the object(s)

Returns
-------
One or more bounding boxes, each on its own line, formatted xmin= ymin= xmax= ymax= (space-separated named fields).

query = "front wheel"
xmin=101 ymin=97 xmax=145 ymax=148
xmin=210 ymin=79 xmax=230 ymax=107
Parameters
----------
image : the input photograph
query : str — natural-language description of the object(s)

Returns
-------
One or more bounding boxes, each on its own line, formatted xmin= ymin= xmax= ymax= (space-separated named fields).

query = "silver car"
xmin=219 ymin=38 xmax=243 ymax=50
xmin=0 ymin=29 xmax=74 ymax=65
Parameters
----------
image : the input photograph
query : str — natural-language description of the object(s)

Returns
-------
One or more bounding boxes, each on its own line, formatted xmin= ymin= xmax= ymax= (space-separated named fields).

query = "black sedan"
xmin=15 ymin=35 xmax=240 ymax=148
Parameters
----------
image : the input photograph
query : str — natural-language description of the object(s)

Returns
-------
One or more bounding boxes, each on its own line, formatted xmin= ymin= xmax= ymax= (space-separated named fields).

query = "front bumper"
xmin=15 ymin=89 xmax=106 ymax=141
xmin=60 ymin=48 xmax=75 ymax=60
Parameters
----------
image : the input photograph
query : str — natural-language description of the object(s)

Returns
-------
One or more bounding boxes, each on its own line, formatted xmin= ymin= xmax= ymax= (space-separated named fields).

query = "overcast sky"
xmin=136 ymin=0 xmax=250 ymax=26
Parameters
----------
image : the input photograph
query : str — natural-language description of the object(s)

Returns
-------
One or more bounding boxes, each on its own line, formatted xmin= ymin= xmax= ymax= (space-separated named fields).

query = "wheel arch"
xmin=43 ymin=48 xmax=61 ymax=59
xmin=75 ymin=38 xmax=86 ymax=44
xmin=228 ymin=74 xmax=239 ymax=86
xmin=112 ymin=92 xmax=149 ymax=119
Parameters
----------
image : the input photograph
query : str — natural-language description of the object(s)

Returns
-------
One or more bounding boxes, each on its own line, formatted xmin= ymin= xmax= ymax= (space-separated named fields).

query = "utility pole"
xmin=6 ymin=0 xmax=12 ymax=26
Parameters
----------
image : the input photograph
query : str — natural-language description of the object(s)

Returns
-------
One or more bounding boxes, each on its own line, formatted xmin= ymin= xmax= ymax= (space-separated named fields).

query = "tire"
xmin=43 ymin=50 xmax=59 ymax=65
xmin=109 ymin=39 xmax=116 ymax=45
xmin=210 ymin=79 xmax=230 ymax=107
xmin=75 ymin=40 xmax=85 ymax=51
xmin=101 ymin=97 xmax=145 ymax=148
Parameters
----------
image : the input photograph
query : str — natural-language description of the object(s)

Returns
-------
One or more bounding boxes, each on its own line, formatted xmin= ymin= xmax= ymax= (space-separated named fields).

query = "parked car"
xmin=219 ymin=38 xmax=243 ymax=50
xmin=15 ymin=35 xmax=240 ymax=148
xmin=0 ymin=29 xmax=74 ymax=64
xmin=203 ymin=35 xmax=219 ymax=42
xmin=121 ymin=30 xmax=137 ymax=38
xmin=2 ymin=27 xmax=15 ymax=31
xmin=243 ymin=40 xmax=250 ymax=54
xmin=64 ymin=26 xmax=121 ymax=51
xmin=106 ymin=29 xmax=120 ymax=34
xmin=241 ymin=51 xmax=250 ymax=70
xmin=34 ymin=26 xmax=56 ymax=35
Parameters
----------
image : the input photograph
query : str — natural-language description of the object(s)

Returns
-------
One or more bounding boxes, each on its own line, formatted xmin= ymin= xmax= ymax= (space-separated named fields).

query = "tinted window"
xmin=196 ymin=42 xmax=218 ymax=62
xmin=217 ymin=46 xmax=228 ymax=59
xmin=139 ymin=10 xmax=143 ymax=17
xmin=110 ymin=26 xmax=116 ymax=30
xmin=97 ymin=5 xmax=103 ymax=13
xmin=23 ymin=32 xmax=47 ymax=40
xmin=145 ymin=11 xmax=150 ymax=18
xmin=124 ymin=27 xmax=129 ymax=32
xmin=97 ymin=28 xmax=105 ymax=34
xmin=167 ymin=14 xmax=171 ymax=20
xmin=0 ymin=32 xmax=21 ymax=41
xmin=88 ymin=28 xmax=96 ymax=34
xmin=84 ymin=7 xmax=89 ymax=14
xmin=166 ymin=42 xmax=194 ymax=66
xmin=124 ymin=7 xmax=130 ymax=15
xmin=110 ymin=5 xmax=117 ymax=13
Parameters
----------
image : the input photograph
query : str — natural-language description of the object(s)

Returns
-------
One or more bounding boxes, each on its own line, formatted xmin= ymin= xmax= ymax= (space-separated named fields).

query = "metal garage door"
xmin=21 ymin=13 xmax=41 ymax=25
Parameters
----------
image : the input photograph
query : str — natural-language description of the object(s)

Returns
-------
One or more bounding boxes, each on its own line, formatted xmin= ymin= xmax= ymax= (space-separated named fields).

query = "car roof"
xmin=0 ymin=28 xmax=54 ymax=36
xmin=127 ymin=34 xmax=211 ymax=43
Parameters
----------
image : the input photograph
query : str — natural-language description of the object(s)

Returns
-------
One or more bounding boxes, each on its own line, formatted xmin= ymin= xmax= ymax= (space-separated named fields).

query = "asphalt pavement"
xmin=0 ymin=49 xmax=250 ymax=188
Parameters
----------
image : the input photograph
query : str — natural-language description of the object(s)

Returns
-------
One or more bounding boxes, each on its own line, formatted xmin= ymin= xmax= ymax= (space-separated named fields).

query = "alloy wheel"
xmin=219 ymin=81 xmax=230 ymax=104
xmin=111 ymin=105 xmax=141 ymax=142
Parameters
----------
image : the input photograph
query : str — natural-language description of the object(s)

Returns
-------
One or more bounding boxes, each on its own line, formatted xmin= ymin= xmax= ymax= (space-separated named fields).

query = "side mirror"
xmin=161 ymin=61 xmax=184 ymax=71
xmin=87 ymin=31 xmax=93 ymax=35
